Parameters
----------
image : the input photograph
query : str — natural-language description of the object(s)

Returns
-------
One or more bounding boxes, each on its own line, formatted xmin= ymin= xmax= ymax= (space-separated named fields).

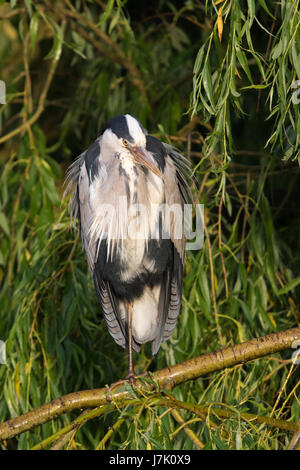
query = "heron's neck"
xmin=118 ymin=159 xmax=139 ymax=206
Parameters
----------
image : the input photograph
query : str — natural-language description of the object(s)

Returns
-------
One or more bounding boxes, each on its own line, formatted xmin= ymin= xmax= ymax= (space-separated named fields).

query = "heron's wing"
xmin=93 ymin=272 xmax=127 ymax=349
xmin=151 ymin=149 xmax=192 ymax=354
xmin=93 ymin=242 xmax=141 ymax=352
xmin=63 ymin=151 xmax=85 ymax=225
xmin=64 ymin=141 xmax=102 ymax=271
xmin=163 ymin=144 xmax=193 ymax=206
xmin=151 ymin=247 xmax=182 ymax=355
xmin=64 ymin=139 xmax=133 ymax=351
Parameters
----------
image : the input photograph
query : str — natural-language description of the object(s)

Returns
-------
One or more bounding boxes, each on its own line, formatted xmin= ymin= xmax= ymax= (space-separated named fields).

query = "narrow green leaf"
xmin=257 ymin=0 xmax=275 ymax=18
xmin=203 ymin=60 xmax=215 ymax=110
xmin=230 ymin=76 xmax=241 ymax=97
xmin=0 ymin=212 xmax=10 ymax=236
xmin=30 ymin=12 xmax=39 ymax=52
xmin=247 ymin=0 xmax=255 ymax=28
xmin=193 ymin=45 xmax=205 ymax=75
xmin=278 ymin=276 xmax=300 ymax=295
xmin=24 ymin=0 xmax=32 ymax=16
xmin=271 ymin=41 xmax=283 ymax=60
xmin=240 ymin=83 xmax=269 ymax=90
xmin=291 ymin=39 xmax=300 ymax=80
xmin=236 ymin=47 xmax=253 ymax=83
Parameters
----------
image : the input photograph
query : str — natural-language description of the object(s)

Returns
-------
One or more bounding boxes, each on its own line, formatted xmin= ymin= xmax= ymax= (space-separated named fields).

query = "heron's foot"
xmin=126 ymin=366 xmax=138 ymax=384
xmin=105 ymin=378 xmax=126 ymax=402
xmin=125 ymin=371 xmax=138 ymax=384
xmin=105 ymin=371 xmax=138 ymax=402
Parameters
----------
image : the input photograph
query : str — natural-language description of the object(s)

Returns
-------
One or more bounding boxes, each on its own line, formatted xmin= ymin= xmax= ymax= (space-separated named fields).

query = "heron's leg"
xmin=126 ymin=300 xmax=135 ymax=381
xmin=105 ymin=301 xmax=135 ymax=400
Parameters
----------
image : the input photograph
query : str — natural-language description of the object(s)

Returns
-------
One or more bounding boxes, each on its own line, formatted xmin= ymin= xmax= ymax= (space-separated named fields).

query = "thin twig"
xmin=95 ymin=417 xmax=126 ymax=450
xmin=241 ymin=171 xmax=250 ymax=264
xmin=46 ymin=1 xmax=148 ymax=99
xmin=218 ymin=197 xmax=229 ymax=299
xmin=0 ymin=21 xmax=65 ymax=145
xmin=0 ymin=7 xmax=25 ymax=20
xmin=204 ymin=222 xmax=224 ymax=345
xmin=170 ymin=409 xmax=204 ymax=449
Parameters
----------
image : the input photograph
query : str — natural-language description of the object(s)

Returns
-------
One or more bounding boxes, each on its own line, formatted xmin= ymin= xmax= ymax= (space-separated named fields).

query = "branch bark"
xmin=0 ymin=327 xmax=299 ymax=441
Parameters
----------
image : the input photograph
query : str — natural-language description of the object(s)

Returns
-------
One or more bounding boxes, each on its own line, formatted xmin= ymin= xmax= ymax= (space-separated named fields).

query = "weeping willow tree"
xmin=0 ymin=0 xmax=299 ymax=450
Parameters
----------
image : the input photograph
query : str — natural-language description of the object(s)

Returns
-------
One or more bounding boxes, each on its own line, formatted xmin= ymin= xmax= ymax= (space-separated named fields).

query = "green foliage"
xmin=0 ymin=0 xmax=299 ymax=450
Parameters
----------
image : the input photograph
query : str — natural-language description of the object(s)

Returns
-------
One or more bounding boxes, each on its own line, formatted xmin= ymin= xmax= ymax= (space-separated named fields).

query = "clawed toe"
xmin=105 ymin=371 xmax=138 ymax=401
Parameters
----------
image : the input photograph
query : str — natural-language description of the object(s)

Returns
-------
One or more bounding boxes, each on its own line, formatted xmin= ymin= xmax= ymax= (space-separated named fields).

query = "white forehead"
xmin=125 ymin=114 xmax=146 ymax=146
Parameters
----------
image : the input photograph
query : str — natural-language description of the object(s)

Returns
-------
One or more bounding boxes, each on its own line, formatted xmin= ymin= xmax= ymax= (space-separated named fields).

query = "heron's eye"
xmin=122 ymin=139 xmax=129 ymax=147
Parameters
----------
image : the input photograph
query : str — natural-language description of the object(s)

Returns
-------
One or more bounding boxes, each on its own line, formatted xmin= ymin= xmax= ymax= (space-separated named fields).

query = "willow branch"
xmin=170 ymin=408 xmax=204 ymax=450
xmin=0 ymin=21 xmax=65 ymax=145
xmin=46 ymin=2 xmax=148 ymax=99
xmin=0 ymin=327 xmax=299 ymax=441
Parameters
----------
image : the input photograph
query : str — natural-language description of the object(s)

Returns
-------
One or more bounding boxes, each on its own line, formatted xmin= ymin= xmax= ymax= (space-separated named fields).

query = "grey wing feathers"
xmin=63 ymin=152 xmax=85 ymax=225
xmin=64 ymin=146 xmax=127 ymax=349
xmin=65 ymin=141 xmax=192 ymax=356
xmin=162 ymin=250 xmax=183 ymax=341
xmin=93 ymin=271 xmax=141 ymax=352
xmin=93 ymin=274 xmax=126 ymax=349
xmin=151 ymin=249 xmax=183 ymax=355
xmin=163 ymin=143 xmax=193 ymax=205
xmin=151 ymin=145 xmax=192 ymax=355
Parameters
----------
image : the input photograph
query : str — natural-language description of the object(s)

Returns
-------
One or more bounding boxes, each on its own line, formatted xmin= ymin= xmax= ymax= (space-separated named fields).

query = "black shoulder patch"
xmin=85 ymin=140 xmax=101 ymax=182
xmin=146 ymin=135 xmax=166 ymax=171
xmin=104 ymin=115 xmax=133 ymax=142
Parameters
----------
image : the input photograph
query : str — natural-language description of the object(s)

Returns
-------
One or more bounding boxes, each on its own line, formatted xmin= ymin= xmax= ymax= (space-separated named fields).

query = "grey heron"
xmin=65 ymin=114 xmax=191 ymax=380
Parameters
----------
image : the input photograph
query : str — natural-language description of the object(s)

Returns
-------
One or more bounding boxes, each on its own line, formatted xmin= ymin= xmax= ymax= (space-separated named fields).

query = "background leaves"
xmin=0 ymin=0 xmax=299 ymax=450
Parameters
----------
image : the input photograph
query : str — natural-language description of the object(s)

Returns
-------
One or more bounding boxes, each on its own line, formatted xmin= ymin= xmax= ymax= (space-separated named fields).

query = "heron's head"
xmin=102 ymin=114 xmax=162 ymax=178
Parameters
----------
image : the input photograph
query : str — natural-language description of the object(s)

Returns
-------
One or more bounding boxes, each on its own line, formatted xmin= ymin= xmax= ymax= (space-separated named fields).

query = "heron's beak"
xmin=130 ymin=146 xmax=163 ymax=178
